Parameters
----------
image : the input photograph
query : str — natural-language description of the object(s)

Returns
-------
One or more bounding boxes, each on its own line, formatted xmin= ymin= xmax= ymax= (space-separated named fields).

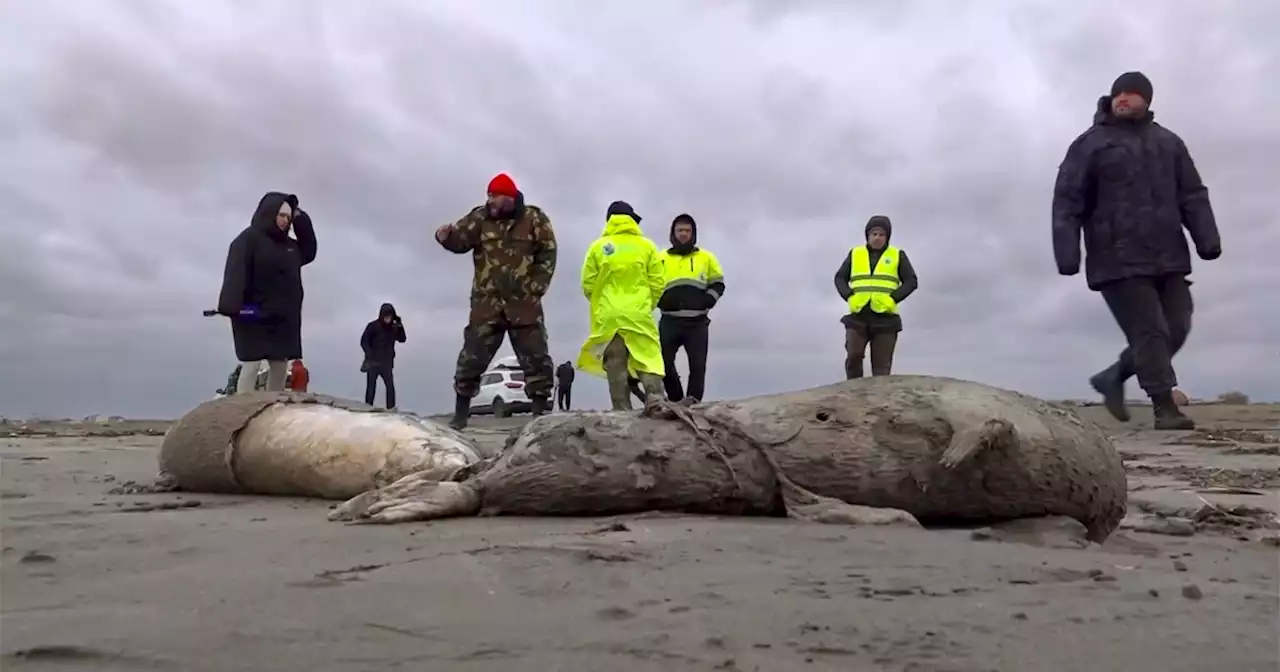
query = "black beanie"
xmin=1111 ymin=71 xmax=1153 ymax=103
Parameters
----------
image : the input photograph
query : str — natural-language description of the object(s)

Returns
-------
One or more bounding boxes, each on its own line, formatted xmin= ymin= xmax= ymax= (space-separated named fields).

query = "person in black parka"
xmin=217 ymin=192 xmax=318 ymax=393
xmin=361 ymin=303 xmax=407 ymax=409
xmin=1052 ymin=72 xmax=1221 ymax=430
xmin=554 ymin=360 xmax=575 ymax=410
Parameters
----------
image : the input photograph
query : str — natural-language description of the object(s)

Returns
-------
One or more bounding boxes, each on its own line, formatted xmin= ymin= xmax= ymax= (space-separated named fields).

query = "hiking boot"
xmin=530 ymin=396 xmax=549 ymax=416
xmin=1089 ymin=365 xmax=1130 ymax=422
xmin=1151 ymin=392 xmax=1195 ymax=431
xmin=448 ymin=395 xmax=470 ymax=430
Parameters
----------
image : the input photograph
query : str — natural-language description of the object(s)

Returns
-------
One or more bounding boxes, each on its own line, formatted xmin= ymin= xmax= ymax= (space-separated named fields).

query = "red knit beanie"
xmin=487 ymin=173 xmax=518 ymax=198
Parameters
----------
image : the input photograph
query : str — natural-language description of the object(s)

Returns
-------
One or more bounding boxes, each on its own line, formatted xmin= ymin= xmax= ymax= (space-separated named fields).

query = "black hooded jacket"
xmin=656 ymin=214 xmax=726 ymax=318
xmin=218 ymin=191 xmax=317 ymax=361
xmin=1052 ymin=96 xmax=1220 ymax=290
xmin=555 ymin=361 xmax=575 ymax=386
xmin=361 ymin=303 xmax=407 ymax=368
xmin=832 ymin=216 xmax=918 ymax=332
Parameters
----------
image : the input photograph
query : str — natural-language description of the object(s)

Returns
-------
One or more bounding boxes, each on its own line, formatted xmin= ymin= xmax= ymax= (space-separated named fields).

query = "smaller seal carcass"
xmin=158 ymin=392 xmax=483 ymax=499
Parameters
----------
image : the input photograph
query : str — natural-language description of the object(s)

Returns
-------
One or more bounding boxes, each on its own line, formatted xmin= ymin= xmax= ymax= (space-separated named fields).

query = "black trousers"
xmin=1099 ymin=274 xmax=1193 ymax=397
xmin=365 ymin=367 xmax=396 ymax=409
xmin=556 ymin=385 xmax=572 ymax=411
xmin=660 ymin=316 xmax=710 ymax=403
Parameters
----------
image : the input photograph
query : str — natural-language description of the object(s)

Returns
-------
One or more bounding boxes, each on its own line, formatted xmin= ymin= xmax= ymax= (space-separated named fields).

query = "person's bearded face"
xmin=1110 ymin=92 xmax=1148 ymax=118
xmin=486 ymin=194 xmax=515 ymax=217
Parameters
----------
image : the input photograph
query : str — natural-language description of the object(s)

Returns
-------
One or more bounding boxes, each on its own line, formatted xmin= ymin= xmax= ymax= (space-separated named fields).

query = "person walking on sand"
xmin=578 ymin=201 xmax=667 ymax=411
xmin=657 ymin=213 xmax=726 ymax=405
xmin=218 ymin=192 xmax=318 ymax=393
xmin=360 ymin=303 xmax=406 ymax=409
xmin=554 ymin=360 xmax=575 ymax=411
xmin=1053 ymin=71 xmax=1221 ymax=431
xmin=834 ymin=215 xmax=918 ymax=379
xmin=436 ymin=173 xmax=557 ymax=429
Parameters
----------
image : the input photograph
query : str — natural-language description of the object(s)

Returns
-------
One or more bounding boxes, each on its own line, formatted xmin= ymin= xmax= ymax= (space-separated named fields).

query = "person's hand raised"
xmin=435 ymin=225 xmax=453 ymax=243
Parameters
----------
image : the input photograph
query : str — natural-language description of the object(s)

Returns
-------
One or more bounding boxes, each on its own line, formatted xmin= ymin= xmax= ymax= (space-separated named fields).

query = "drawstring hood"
xmin=668 ymin=213 xmax=699 ymax=256
xmin=378 ymin=302 xmax=398 ymax=320
xmin=864 ymin=215 xmax=892 ymax=246
xmin=251 ymin=191 xmax=299 ymax=241
xmin=602 ymin=201 xmax=643 ymax=236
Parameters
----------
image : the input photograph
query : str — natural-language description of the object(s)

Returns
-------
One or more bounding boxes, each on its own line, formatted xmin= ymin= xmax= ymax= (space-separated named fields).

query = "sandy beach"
xmin=2 ymin=403 xmax=1277 ymax=672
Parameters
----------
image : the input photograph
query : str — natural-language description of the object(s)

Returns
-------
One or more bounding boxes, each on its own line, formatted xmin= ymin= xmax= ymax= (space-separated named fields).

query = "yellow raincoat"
xmin=577 ymin=214 xmax=666 ymax=378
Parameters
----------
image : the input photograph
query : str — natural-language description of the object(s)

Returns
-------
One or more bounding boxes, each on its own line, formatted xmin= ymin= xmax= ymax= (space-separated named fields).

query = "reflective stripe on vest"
xmin=847 ymin=245 xmax=901 ymax=315
xmin=661 ymin=250 xmax=718 ymax=317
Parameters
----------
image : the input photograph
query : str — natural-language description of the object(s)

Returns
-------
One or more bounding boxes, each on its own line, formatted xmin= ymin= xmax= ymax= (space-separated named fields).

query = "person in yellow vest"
xmin=577 ymin=201 xmax=668 ymax=410
xmin=833 ymin=215 xmax=918 ymax=378
xmin=657 ymin=213 xmax=725 ymax=405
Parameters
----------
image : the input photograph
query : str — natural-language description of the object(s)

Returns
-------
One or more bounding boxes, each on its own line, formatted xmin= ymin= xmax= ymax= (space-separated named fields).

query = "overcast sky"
xmin=1 ymin=0 xmax=1276 ymax=419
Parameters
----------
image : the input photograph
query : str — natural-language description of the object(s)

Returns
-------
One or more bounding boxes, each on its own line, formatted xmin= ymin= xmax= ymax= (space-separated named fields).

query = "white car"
xmin=473 ymin=367 xmax=530 ymax=418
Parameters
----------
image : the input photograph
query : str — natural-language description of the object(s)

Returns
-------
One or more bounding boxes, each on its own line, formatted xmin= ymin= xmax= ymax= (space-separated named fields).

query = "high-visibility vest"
xmin=660 ymin=249 xmax=724 ymax=318
xmin=847 ymin=245 xmax=901 ymax=315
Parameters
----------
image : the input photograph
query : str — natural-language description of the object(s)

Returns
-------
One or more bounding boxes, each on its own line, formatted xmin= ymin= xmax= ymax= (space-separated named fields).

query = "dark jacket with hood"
xmin=833 ymin=216 xmax=918 ymax=332
xmin=361 ymin=303 xmax=407 ymax=369
xmin=555 ymin=361 xmax=575 ymax=386
xmin=437 ymin=191 xmax=558 ymax=326
xmin=656 ymin=214 xmax=726 ymax=320
xmin=218 ymin=192 xmax=317 ymax=362
xmin=1052 ymin=96 xmax=1220 ymax=290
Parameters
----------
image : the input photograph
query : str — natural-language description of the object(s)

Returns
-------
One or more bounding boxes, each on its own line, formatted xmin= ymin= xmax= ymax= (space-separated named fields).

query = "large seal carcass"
xmin=157 ymin=392 xmax=483 ymax=499
xmin=331 ymin=375 xmax=1129 ymax=542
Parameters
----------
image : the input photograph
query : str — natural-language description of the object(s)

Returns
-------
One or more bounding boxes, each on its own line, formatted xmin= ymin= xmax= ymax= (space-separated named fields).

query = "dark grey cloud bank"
xmin=1 ymin=0 xmax=1275 ymax=418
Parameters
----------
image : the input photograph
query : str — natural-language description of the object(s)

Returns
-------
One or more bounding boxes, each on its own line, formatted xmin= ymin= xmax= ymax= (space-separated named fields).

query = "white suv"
xmin=474 ymin=367 xmax=530 ymax=418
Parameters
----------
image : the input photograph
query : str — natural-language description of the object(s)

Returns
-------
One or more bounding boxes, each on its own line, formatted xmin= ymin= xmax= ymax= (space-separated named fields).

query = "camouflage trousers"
xmin=455 ymin=319 xmax=554 ymax=399
xmin=603 ymin=334 xmax=664 ymax=411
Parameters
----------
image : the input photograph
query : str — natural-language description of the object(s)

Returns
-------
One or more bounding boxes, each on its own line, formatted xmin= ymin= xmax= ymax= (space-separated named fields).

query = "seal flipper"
xmin=939 ymin=418 xmax=1016 ymax=469
xmin=781 ymin=477 xmax=921 ymax=527
xmin=654 ymin=400 xmax=921 ymax=529
xmin=329 ymin=472 xmax=482 ymax=524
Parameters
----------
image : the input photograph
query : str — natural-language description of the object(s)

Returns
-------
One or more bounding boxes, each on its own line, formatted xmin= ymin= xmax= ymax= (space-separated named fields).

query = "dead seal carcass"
xmin=158 ymin=392 xmax=483 ymax=499
xmin=331 ymin=375 xmax=1128 ymax=541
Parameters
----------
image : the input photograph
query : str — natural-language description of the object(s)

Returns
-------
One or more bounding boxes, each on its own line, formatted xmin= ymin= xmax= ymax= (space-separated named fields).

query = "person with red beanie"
xmin=435 ymin=172 xmax=558 ymax=429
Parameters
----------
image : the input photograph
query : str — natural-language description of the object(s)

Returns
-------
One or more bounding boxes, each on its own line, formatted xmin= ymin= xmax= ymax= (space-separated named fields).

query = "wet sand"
xmin=2 ymin=404 xmax=1277 ymax=671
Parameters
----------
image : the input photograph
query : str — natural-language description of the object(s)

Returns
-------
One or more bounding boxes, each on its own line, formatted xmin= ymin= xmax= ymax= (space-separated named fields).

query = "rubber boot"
xmin=448 ymin=395 xmax=470 ymax=430
xmin=1089 ymin=364 xmax=1130 ymax=422
xmin=1151 ymin=392 xmax=1195 ymax=431
xmin=530 ymin=396 xmax=549 ymax=416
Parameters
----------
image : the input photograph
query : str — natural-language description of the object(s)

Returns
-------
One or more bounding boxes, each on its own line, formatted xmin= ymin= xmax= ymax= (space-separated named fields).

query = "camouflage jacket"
xmin=439 ymin=203 xmax=557 ymax=325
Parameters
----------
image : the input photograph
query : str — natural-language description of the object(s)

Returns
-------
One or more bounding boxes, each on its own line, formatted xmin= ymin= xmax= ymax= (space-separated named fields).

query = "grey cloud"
xmin=0 ymin=0 xmax=1275 ymax=419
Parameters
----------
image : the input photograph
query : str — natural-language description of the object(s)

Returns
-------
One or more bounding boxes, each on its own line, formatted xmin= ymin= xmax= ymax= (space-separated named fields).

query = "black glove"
xmin=1197 ymin=245 xmax=1221 ymax=261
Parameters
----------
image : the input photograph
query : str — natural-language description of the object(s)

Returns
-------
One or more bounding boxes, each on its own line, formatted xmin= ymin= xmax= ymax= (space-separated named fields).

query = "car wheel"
xmin=493 ymin=396 xmax=509 ymax=418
